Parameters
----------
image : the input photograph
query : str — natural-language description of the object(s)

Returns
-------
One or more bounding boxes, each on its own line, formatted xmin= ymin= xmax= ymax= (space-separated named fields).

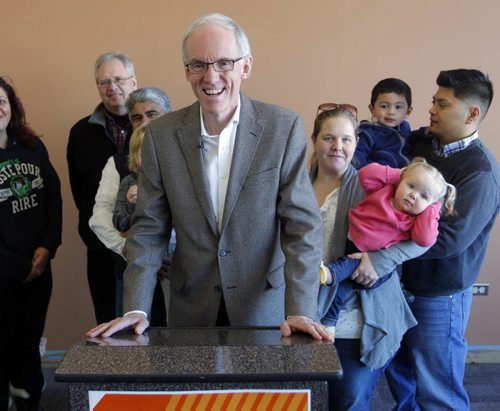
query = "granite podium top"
xmin=55 ymin=327 xmax=342 ymax=383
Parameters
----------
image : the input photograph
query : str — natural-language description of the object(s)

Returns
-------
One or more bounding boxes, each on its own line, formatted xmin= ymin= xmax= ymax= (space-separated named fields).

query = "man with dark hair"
xmin=67 ymin=52 xmax=137 ymax=324
xmin=390 ymin=69 xmax=499 ymax=410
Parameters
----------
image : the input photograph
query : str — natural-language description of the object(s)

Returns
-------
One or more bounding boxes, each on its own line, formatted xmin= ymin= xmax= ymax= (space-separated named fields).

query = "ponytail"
xmin=442 ymin=183 xmax=457 ymax=217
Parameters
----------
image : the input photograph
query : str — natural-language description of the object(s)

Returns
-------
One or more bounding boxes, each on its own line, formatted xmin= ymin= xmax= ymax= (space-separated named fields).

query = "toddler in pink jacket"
xmin=322 ymin=157 xmax=456 ymax=330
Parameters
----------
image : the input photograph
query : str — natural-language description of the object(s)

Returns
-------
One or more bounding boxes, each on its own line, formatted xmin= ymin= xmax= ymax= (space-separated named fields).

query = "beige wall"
xmin=3 ymin=1 xmax=500 ymax=349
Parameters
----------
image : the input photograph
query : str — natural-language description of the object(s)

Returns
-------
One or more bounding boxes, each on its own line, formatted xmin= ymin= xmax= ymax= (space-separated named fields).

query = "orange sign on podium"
xmin=90 ymin=389 xmax=310 ymax=411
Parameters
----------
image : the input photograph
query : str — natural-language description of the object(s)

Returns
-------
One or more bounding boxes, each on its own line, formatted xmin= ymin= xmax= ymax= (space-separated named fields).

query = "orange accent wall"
xmin=3 ymin=1 xmax=500 ymax=348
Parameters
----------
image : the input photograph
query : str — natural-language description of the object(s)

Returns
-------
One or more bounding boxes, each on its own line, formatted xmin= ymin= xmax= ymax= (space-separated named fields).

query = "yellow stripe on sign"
xmin=93 ymin=391 xmax=309 ymax=410
xmin=181 ymin=393 xmax=196 ymax=410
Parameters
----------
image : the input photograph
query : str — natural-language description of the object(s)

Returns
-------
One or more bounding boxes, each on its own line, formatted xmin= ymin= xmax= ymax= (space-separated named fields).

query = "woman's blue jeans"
xmin=329 ymin=338 xmax=388 ymax=410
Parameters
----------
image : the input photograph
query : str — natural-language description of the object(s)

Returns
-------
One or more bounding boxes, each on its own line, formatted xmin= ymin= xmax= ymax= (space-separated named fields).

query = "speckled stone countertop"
xmin=55 ymin=327 xmax=341 ymax=383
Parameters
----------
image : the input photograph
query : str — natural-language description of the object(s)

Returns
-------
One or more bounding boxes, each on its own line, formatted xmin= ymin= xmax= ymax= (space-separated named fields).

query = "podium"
xmin=55 ymin=327 xmax=342 ymax=410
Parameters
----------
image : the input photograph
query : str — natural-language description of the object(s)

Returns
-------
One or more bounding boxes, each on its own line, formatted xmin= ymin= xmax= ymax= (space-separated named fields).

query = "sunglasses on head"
xmin=316 ymin=103 xmax=358 ymax=118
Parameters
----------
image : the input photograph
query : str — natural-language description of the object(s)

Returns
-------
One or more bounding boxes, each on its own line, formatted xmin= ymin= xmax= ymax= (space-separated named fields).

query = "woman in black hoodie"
xmin=0 ymin=77 xmax=62 ymax=411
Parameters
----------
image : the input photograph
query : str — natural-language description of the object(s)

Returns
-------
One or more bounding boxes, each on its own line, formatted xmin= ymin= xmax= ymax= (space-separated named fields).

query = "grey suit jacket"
xmin=123 ymin=94 xmax=323 ymax=326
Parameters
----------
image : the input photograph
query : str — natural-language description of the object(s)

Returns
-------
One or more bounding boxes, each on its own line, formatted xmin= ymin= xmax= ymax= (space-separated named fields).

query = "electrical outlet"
xmin=473 ymin=283 xmax=489 ymax=296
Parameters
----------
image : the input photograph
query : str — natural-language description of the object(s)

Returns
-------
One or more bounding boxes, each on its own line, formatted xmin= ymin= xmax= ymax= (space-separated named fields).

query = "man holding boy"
xmin=394 ymin=69 xmax=500 ymax=409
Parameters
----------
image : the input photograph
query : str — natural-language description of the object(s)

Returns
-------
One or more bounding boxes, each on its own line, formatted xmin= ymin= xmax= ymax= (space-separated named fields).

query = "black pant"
xmin=216 ymin=296 xmax=230 ymax=326
xmin=0 ymin=266 xmax=52 ymax=409
xmin=87 ymin=247 xmax=116 ymax=324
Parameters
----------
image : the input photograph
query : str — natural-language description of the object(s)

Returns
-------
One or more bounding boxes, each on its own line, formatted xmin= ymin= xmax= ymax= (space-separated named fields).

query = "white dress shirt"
xmin=125 ymin=100 xmax=241 ymax=320
xmin=200 ymin=100 xmax=241 ymax=232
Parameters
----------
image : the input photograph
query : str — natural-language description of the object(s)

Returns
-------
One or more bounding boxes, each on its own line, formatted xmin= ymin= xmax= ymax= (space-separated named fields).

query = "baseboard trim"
xmin=467 ymin=345 xmax=500 ymax=363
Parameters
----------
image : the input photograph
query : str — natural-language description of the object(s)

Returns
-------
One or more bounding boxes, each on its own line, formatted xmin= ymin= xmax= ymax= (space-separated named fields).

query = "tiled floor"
xmin=372 ymin=362 xmax=500 ymax=410
xmin=20 ymin=361 xmax=499 ymax=410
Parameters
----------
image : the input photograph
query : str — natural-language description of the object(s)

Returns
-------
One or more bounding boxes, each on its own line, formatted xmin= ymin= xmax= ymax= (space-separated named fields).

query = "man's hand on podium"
xmin=280 ymin=316 xmax=332 ymax=342
xmin=86 ymin=313 xmax=150 ymax=338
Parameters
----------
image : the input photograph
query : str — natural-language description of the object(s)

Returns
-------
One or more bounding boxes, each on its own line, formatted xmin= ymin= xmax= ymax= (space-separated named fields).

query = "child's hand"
xmin=320 ymin=263 xmax=334 ymax=285
xmin=126 ymin=184 xmax=138 ymax=203
xmin=157 ymin=255 xmax=172 ymax=281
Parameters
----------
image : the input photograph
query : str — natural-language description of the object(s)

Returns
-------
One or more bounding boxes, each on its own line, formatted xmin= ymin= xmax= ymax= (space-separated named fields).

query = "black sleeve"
xmin=39 ymin=140 xmax=63 ymax=258
xmin=0 ymin=244 xmax=31 ymax=286
xmin=67 ymin=125 xmax=82 ymax=210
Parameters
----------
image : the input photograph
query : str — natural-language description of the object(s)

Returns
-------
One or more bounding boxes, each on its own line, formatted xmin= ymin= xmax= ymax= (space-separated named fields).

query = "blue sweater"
xmin=403 ymin=128 xmax=500 ymax=296
xmin=354 ymin=120 xmax=411 ymax=169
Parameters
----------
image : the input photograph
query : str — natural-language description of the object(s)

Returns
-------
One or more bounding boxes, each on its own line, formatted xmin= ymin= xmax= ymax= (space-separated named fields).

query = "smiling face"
xmin=394 ymin=167 xmax=439 ymax=215
xmin=369 ymin=92 xmax=412 ymax=128
xmin=313 ymin=116 xmax=357 ymax=176
xmin=184 ymin=24 xmax=252 ymax=134
xmin=96 ymin=59 xmax=137 ymax=115
xmin=0 ymin=87 xmax=12 ymax=141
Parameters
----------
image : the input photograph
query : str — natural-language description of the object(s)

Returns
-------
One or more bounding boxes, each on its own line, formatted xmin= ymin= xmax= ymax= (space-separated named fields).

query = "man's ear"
xmin=241 ymin=56 xmax=253 ymax=79
xmin=466 ymin=106 xmax=481 ymax=124
xmin=406 ymin=106 xmax=413 ymax=117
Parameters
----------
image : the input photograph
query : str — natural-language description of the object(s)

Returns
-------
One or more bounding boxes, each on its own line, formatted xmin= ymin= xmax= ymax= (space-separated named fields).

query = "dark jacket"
xmin=403 ymin=128 xmax=500 ymax=296
xmin=354 ymin=120 xmax=412 ymax=169
xmin=66 ymin=104 xmax=130 ymax=248
xmin=0 ymin=135 xmax=62 ymax=286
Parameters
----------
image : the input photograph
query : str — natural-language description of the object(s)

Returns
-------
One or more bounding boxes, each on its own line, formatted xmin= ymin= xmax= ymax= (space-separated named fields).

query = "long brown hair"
xmin=0 ymin=77 xmax=40 ymax=149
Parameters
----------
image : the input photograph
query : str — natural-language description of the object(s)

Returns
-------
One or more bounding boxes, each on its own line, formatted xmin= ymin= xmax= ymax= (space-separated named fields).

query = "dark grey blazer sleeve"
xmin=276 ymin=115 xmax=323 ymax=320
xmin=122 ymin=127 xmax=172 ymax=315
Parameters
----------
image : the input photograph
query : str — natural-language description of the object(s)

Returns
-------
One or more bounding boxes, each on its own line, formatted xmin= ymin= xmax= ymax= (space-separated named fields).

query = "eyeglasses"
xmin=96 ymin=75 xmax=135 ymax=89
xmin=317 ymin=103 xmax=358 ymax=118
xmin=185 ymin=57 xmax=245 ymax=74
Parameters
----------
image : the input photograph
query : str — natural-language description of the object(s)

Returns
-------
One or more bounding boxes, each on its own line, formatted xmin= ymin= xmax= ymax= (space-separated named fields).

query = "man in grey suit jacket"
xmin=88 ymin=13 xmax=330 ymax=341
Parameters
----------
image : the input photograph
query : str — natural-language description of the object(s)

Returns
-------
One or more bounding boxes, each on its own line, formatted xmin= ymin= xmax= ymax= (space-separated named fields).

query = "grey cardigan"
xmin=316 ymin=164 xmax=425 ymax=369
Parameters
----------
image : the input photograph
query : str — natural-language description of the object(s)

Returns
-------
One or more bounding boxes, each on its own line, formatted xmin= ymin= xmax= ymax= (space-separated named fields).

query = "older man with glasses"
xmin=88 ymin=14 xmax=330 ymax=341
xmin=67 ymin=52 xmax=137 ymax=325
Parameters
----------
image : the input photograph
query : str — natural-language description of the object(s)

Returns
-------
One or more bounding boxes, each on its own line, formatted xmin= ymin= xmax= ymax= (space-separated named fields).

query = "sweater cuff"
xmin=124 ymin=310 xmax=148 ymax=319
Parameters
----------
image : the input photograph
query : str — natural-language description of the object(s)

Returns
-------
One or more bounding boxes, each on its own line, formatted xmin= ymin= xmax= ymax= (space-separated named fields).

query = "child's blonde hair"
xmin=401 ymin=157 xmax=457 ymax=216
xmin=127 ymin=127 xmax=146 ymax=174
